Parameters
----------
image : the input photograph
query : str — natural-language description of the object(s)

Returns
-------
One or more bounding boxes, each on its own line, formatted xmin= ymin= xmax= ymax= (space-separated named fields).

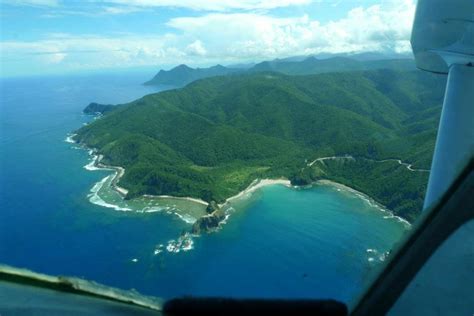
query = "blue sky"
xmin=0 ymin=0 xmax=416 ymax=77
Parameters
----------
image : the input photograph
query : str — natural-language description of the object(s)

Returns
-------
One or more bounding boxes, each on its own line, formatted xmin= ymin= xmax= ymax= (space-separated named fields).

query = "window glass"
xmin=388 ymin=220 xmax=474 ymax=315
xmin=0 ymin=0 xmax=439 ymax=305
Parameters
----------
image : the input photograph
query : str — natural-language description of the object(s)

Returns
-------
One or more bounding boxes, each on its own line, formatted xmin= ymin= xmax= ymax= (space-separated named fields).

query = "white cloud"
xmin=45 ymin=52 xmax=67 ymax=63
xmin=167 ymin=13 xmax=310 ymax=59
xmin=105 ymin=0 xmax=312 ymax=12
xmin=166 ymin=0 xmax=415 ymax=59
xmin=0 ymin=0 xmax=416 ymax=76
xmin=101 ymin=6 xmax=143 ymax=15
xmin=0 ymin=33 xmax=189 ymax=74
xmin=185 ymin=40 xmax=207 ymax=56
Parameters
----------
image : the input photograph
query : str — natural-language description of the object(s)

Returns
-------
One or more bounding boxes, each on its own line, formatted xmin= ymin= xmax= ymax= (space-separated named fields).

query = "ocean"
xmin=0 ymin=72 xmax=409 ymax=306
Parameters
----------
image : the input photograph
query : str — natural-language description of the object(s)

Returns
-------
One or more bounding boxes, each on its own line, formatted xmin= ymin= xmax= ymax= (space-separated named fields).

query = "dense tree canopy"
xmin=76 ymin=69 xmax=445 ymax=221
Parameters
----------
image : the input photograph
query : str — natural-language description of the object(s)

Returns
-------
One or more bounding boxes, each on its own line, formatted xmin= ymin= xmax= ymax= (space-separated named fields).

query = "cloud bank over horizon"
xmin=0 ymin=0 xmax=416 ymax=76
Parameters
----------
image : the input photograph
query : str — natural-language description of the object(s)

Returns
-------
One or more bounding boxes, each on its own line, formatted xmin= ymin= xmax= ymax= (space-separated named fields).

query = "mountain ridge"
xmin=144 ymin=55 xmax=416 ymax=87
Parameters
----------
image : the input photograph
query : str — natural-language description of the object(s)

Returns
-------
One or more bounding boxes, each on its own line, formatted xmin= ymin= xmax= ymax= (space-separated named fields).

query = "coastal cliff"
xmin=83 ymin=102 xmax=115 ymax=115
xmin=191 ymin=201 xmax=226 ymax=234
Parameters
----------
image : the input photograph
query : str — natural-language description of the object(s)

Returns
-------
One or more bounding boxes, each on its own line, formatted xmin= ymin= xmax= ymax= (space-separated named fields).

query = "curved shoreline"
xmin=315 ymin=180 xmax=411 ymax=227
xmin=68 ymin=135 xmax=413 ymax=228
xmin=221 ymin=178 xmax=292 ymax=207
xmin=84 ymin=151 xmax=209 ymax=206
xmin=78 ymin=141 xmax=292 ymax=211
xmin=93 ymin=154 xmax=411 ymax=227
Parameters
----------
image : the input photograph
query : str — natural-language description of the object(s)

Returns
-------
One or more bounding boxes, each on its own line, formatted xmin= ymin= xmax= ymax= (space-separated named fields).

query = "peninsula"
xmin=74 ymin=69 xmax=444 ymax=229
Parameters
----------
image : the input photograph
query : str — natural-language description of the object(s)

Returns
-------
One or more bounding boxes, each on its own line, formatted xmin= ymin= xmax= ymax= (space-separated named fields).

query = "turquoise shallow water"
xmin=0 ymin=72 xmax=408 ymax=304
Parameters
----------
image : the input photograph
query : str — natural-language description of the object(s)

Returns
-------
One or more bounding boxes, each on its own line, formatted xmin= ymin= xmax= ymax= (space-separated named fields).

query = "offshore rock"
xmin=191 ymin=206 xmax=226 ymax=235
xmin=205 ymin=200 xmax=220 ymax=214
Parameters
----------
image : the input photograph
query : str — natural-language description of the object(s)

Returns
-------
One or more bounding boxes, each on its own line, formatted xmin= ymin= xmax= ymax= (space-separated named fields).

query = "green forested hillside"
xmin=76 ymin=69 xmax=446 ymax=221
xmin=250 ymin=57 xmax=415 ymax=76
xmin=296 ymin=158 xmax=430 ymax=222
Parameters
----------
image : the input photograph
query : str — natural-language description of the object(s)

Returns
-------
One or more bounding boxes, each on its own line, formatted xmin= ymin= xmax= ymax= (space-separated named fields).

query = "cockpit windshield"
xmin=1 ymin=1 xmax=472 ymax=314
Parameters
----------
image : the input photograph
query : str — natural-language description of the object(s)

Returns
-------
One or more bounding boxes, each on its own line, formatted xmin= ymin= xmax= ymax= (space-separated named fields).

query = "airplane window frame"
xmin=351 ymin=158 xmax=474 ymax=315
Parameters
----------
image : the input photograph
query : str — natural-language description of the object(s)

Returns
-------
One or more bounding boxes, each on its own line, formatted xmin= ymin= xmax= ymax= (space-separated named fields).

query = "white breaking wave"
xmin=324 ymin=180 xmax=412 ymax=228
xmin=84 ymin=155 xmax=101 ymax=171
xmin=65 ymin=133 xmax=77 ymax=144
xmin=89 ymin=175 xmax=109 ymax=194
xmin=88 ymin=175 xmax=132 ymax=211
xmin=142 ymin=206 xmax=168 ymax=213
xmin=366 ymin=248 xmax=390 ymax=263
xmin=154 ymin=244 xmax=165 ymax=255
xmin=173 ymin=212 xmax=197 ymax=224
xmin=166 ymin=234 xmax=195 ymax=253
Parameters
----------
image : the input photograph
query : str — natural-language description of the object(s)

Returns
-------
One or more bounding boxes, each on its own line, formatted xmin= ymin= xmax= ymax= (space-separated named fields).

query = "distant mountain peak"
xmin=145 ymin=53 xmax=416 ymax=87
xmin=303 ymin=56 xmax=318 ymax=62
xmin=144 ymin=63 xmax=238 ymax=87
xmin=175 ymin=64 xmax=192 ymax=70
xmin=211 ymin=64 xmax=226 ymax=69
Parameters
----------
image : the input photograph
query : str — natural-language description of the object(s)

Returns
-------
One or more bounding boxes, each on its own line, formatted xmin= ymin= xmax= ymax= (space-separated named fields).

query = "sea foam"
xmin=325 ymin=181 xmax=412 ymax=228
xmin=366 ymin=248 xmax=390 ymax=263
xmin=84 ymin=155 xmax=101 ymax=170
xmin=65 ymin=134 xmax=77 ymax=144
xmin=173 ymin=212 xmax=197 ymax=224
xmin=88 ymin=175 xmax=132 ymax=211
xmin=166 ymin=234 xmax=194 ymax=253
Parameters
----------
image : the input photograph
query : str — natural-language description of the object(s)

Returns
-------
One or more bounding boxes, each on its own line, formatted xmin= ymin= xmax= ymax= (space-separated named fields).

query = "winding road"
xmin=308 ymin=155 xmax=430 ymax=173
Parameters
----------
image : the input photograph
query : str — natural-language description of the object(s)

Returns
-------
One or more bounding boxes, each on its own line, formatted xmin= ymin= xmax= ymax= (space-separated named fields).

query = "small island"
xmin=73 ymin=68 xmax=443 ymax=230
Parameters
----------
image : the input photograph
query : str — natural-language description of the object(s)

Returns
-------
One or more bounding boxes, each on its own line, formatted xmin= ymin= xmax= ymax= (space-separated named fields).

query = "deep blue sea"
xmin=0 ymin=72 xmax=408 ymax=306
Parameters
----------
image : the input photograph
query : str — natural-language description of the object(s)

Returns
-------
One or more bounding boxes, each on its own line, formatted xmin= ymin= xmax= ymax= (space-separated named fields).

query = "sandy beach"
xmin=223 ymin=178 xmax=291 ymax=206
xmin=143 ymin=195 xmax=208 ymax=206
xmin=76 ymin=138 xmax=412 ymax=228
xmin=89 ymin=153 xmax=209 ymax=206
xmin=87 ymin=147 xmax=292 ymax=209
